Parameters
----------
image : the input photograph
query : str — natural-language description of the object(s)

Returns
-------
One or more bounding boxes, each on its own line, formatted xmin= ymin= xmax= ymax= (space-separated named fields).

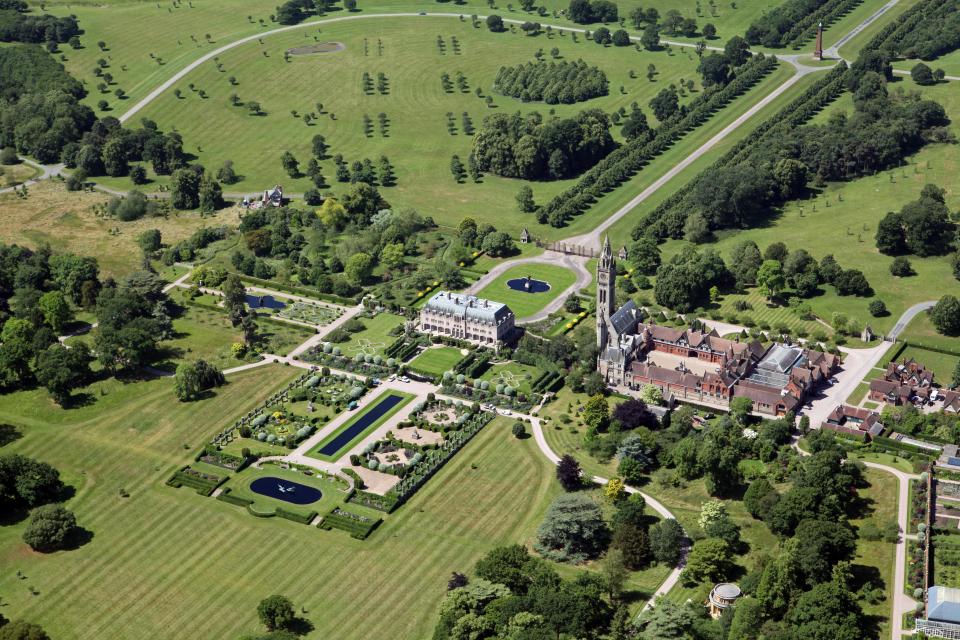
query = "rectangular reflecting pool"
xmin=315 ymin=393 xmax=407 ymax=458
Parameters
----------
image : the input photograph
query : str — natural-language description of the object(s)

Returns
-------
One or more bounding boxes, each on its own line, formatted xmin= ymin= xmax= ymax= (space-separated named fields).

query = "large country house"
xmin=419 ymin=291 xmax=515 ymax=350
xmin=595 ymin=238 xmax=838 ymax=416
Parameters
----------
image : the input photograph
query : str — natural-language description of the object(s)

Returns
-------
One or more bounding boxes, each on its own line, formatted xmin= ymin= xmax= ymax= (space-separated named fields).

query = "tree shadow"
xmin=0 ymin=423 xmax=22 ymax=447
xmin=287 ymin=616 xmax=315 ymax=636
xmin=63 ymin=526 xmax=95 ymax=551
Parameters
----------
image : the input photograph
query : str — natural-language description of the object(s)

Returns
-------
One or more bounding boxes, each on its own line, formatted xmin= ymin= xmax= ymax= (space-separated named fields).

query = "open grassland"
xmin=0 ymin=180 xmax=242 ymax=278
xmin=122 ymin=17 xmax=705 ymax=231
xmin=408 ymin=346 xmax=465 ymax=376
xmin=897 ymin=312 xmax=960 ymax=354
xmin=660 ymin=81 xmax=960 ymax=335
xmin=850 ymin=469 xmax=899 ymax=639
xmin=1 ymin=163 xmax=40 ymax=186
xmin=476 ymin=262 xmax=577 ymax=318
xmin=0 ymin=364 xmax=570 ymax=640
xmin=43 ymin=0 xmax=780 ymax=113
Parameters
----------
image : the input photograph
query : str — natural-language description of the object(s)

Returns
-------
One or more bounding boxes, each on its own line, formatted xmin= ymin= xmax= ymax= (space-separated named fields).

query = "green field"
xmin=897 ymin=312 xmax=960 ymax=354
xmin=112 ymin=17 xmax=707 ymax=231
xmin=0 ymin=364 xmax=577 ymax=639
xmin=324 ymin=312 xmax=404 ymax=357
xmin=476 ymin=263 xmax=577 ymax=318
xmin=658 ymin=81 xmax=960 ymax=335
xmin=306 ymin=390 xmax=415 ymax=462
xmin=408 ymin=346 xmax=466 ymax=376
xmin=850 ymin=468 xmax=899 ymax=640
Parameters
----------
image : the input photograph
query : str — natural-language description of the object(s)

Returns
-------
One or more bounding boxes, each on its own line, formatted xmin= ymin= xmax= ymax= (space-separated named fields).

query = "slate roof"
xmin=610 ymin=300 xmax=639 ymax=336
xmin=424 ymin=291 xmax=513 ymax=324
xmin=929 ymin=587 xmax=960 ymax=623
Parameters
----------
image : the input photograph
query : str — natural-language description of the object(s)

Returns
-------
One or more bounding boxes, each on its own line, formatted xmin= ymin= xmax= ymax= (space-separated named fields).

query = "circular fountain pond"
xmin=506 ymin=277 xmax=551 ymax=294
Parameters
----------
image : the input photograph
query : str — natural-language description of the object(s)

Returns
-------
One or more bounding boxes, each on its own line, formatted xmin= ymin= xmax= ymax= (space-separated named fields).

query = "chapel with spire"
xmin=596 ymin=236 xmax=641 ymax=385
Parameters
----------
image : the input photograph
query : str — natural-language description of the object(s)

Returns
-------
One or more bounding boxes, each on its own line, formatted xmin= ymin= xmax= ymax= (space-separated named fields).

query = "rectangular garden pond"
xmin=308 ymin=391 xmax=414 ymax=462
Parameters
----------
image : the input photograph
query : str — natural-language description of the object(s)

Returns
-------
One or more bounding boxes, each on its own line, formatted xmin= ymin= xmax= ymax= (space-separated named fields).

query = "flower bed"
xmin=277 ymin=301 xmax=342 ymax=325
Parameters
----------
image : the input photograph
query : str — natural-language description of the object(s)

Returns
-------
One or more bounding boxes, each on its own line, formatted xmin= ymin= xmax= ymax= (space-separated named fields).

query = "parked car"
xmin=371 ymin=378 xmax=381 ymax=386
xmin=400 ymin=376 xmax=411 ymax=383
xmin=388 ymin=374 xmax=396 ymax=382
xmin=499 ymin=408 xmax=513 ymax=416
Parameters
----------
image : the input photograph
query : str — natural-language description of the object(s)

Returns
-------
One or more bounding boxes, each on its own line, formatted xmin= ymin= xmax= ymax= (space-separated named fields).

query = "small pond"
xmin=249 ymin=476 xmax=322 ymax=504
xmin=506 ymin=277 xmax=551 ymax=294
xmin=246 ymin=294 xmax=286 ymax=310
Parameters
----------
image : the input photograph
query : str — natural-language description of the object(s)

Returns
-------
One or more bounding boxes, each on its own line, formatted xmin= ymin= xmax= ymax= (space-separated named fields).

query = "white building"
xmin=419 ymin=291 xmax=515 ymax=349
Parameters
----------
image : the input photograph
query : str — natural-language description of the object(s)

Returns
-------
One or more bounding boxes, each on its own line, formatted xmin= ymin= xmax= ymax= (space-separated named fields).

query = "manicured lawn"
xmin=307 ymin=390 xmax=415 ymax=462
xmin=479 ymin=361 xmax=543 ymax=394
xmin=897 ymin=312 xmax=960 ymax=355
xmin=156 ymin=303 xmax=313 ymax=370
xmin=847 ymin=382 xmax=871 ymax=406
xmin=408 ymin=346 xmax=466 ymax=376
xmin=324 ymin=312 xmax=404 ymax=357
xmin=850 ymin=468 xmax=899 ymax=640
xmin=475 ymin=263 xmax=577 ymax=319
xmin=0 ymin=363 xmax=567 ymax=640
xmin=155 ymin=304 xmax=249 ymax=370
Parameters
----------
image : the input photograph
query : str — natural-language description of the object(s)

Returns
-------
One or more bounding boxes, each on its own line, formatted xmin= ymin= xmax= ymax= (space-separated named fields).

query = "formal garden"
xmin=307 ymin=390 xmax=415 ymax=462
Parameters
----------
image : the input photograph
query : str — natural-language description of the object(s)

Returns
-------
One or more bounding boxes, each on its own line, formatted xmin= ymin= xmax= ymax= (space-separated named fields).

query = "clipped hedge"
xmin=348 ymin=490 xmax=401 ymax=513
xmin=235 ymin=273 xmax=357 ymax=305
xmin=216 ymin=488 xmax=254 ymax=507
xmin=318 ymin=507 xmax=382 ymax=539
xmin=165 ymin=466 xmax=225 ymax=496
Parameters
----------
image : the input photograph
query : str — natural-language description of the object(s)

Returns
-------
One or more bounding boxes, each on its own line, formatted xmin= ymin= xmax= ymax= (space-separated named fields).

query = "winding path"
xmin=528 ymin=413 xmax=686 ymax=610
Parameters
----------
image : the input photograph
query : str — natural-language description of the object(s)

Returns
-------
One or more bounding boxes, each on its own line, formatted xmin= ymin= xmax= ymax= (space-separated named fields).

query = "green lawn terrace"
xmin=302 ymin=310 xmax=409 ymax=376
xmin=476 ymin=262 xmax=578 ymax=319
xmin=127 ymin=15 xmax=710 ymax=236
xmin=406 ymin=345 xmax=468 ymax=377
xmin=210 ymin=369 xmax=368 ymax=454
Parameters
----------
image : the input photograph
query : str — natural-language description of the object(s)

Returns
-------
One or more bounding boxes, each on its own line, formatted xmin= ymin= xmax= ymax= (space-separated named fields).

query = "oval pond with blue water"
xmin=249 ymin=477 xmax=322 ymax=505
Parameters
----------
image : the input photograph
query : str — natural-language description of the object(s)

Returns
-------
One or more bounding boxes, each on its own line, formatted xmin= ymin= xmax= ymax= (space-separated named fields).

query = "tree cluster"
xmin=0 ymin=7 xmax=79 ymax=44
xmin=567 ymin=0 xmax=618 ymax=24
xmin=472 ymin=110 xmax=614 ymax=181
xmin=875 ymin=184 xmax=954 ymax=257
xmin=493 ymin=59 xmax=608 ymax=104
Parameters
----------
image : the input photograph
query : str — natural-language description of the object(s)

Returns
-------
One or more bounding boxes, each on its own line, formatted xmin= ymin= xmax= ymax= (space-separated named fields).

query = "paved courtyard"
xmin=644 ymin=351 xmax=722 ymax=376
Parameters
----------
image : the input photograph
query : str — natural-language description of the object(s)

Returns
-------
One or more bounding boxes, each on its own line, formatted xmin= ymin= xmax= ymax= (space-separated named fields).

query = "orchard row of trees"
xmin=867 ymin=0 xmax=960 ymax=62
xmin=493 ymin=59 xmax=608 ymax=104
xmin=640 ymin=54 xmax=950 ymax=241
xmin=534 ymin=45 xmax=775 ymax=227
